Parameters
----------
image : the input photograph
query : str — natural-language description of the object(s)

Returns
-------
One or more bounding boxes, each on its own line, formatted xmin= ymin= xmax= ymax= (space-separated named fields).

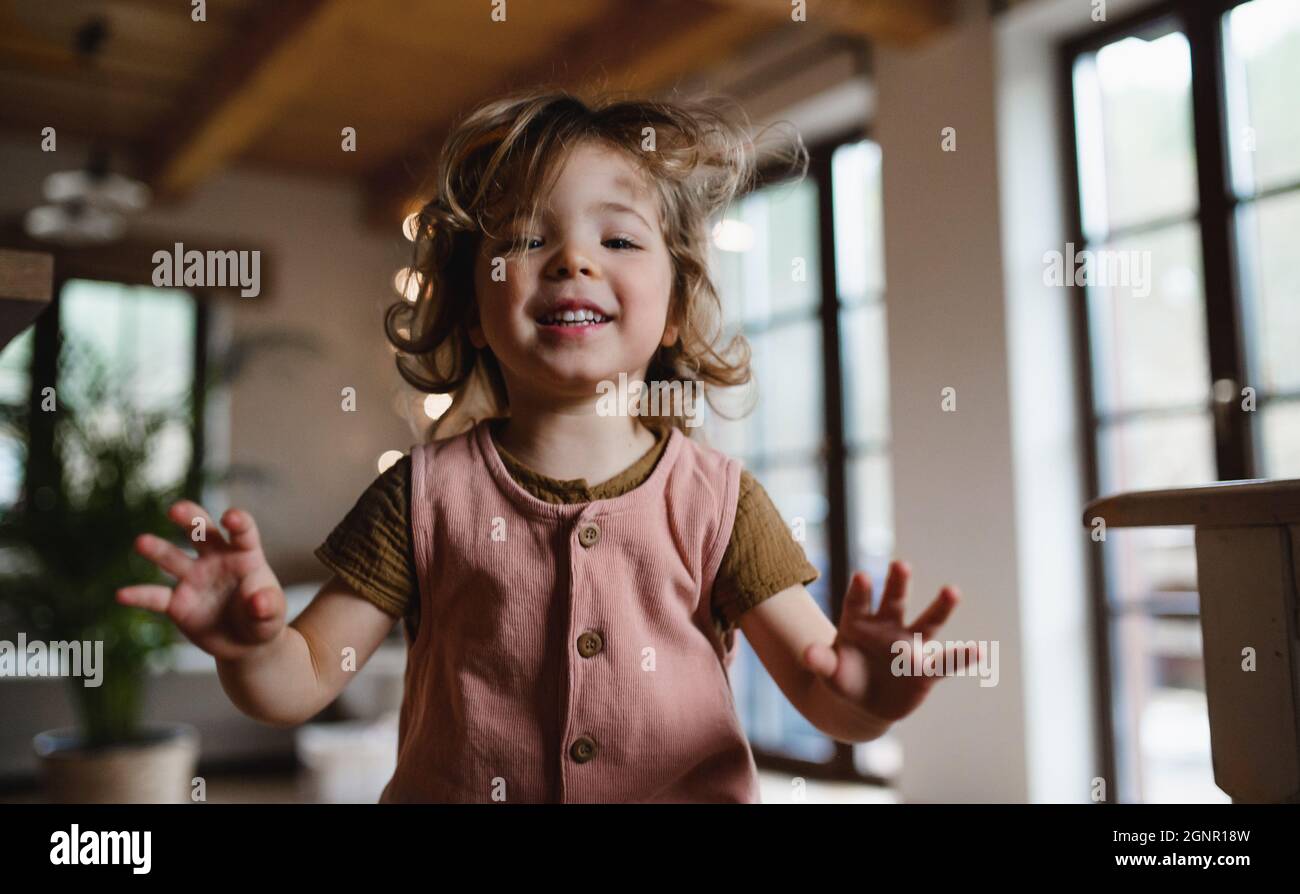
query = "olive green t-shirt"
xmin=314 ymin=422 xmax=819 ymax=642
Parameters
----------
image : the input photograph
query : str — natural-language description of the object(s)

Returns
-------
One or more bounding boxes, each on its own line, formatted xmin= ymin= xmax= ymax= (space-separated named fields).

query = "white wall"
xmin=996 ymin=0 xmax=1096 ymax=805
xmin=874 ymin=0 xmax=1032 ymax=802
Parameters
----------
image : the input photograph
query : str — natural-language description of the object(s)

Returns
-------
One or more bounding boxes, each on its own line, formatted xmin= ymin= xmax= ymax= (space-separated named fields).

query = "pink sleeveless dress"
xmin=378 ymin=418 xmax=761 ymax=803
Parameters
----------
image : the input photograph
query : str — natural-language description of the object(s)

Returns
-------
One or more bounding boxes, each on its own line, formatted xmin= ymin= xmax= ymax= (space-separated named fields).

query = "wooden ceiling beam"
xmin=706 ymin=0 xmax=955 ymax=45
xmin=362 ymin=0 xmax=777 ymax=228
xmin=139 ymin=0 xmax=353 ymax=196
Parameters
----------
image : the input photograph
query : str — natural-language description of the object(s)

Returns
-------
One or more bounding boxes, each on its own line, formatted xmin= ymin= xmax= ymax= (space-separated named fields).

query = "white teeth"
xmin=539 ymin=308 xmax=608 ymax=326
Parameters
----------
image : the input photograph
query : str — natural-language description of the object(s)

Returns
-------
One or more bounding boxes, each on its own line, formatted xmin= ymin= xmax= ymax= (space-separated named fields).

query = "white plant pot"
xmin=33 ymin=722 xmax=200 ymax=804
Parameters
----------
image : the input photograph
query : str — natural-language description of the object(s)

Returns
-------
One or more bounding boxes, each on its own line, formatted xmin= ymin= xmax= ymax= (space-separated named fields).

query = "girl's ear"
xmin=660 ymin=299 xmax=680 ymax=347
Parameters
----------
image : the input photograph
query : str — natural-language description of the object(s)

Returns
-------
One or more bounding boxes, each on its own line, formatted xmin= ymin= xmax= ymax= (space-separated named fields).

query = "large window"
xmin=704 ymin=133 xmax=899 ymax=788
xmin=0 ymin=327 xmax=35 ymax=507
xmin=0 ymin=279 xmax=204 ymax=513
xmin=1063 ymin=0 xmax=1300 ymax=803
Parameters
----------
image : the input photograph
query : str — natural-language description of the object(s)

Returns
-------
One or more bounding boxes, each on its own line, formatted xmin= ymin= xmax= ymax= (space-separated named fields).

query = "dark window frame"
xmin=730 ymin=124 xmax=897 ymax=787
xmin=1058 ymin=0 xmax=1289 ymax=802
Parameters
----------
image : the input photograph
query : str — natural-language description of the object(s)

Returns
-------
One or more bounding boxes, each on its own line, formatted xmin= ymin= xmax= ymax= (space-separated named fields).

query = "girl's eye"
xmin=604 ymin=237 xmax=639 ymax=250
xmin=501 ymin=236 xmax=541 ymax=251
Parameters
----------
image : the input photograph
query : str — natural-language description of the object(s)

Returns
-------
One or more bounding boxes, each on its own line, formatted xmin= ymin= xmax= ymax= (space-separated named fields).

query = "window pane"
xmin=710 ymin=233 xmax=745 ymax=331
xmin=0 ymin=435 xmax=21 ymax=509
xmin=1237 ymin=190 xmax=1300 ymax=394
xmin=1097 ymin=413 xmax=1216 ymax=494
xmin=1224 ymin=0 xmax=1300 ymax=195
xmin=750 ymin=321 xmax=824 ymax=456
xmin=1112 ymin=614 xmax=1227 ymax=803
xmin=1104 ymin=527 xmax=1198 ymax=608
xmin=61 ymin=280 xmax=195 ymax=411
xmin=832 ymin=140 xmax=885 ymax=302
xmin=700 ymin=375 xmax=756 ymax=463
xmin=840 ymin=303 xmax=890 ymax=447
xmin=1260 ymin=400 xmax=1300 ymax=478
xmin=760 ymin=461 xmax=830 ymax=602
xmin=1095 ymin=412 xmax=1211 ymax=612
xmin=0 ymin=325 xmax=34 ymax=405
xmin=764 ymin=179 xmax=820 ymax=319
xmin=732 ymin=461 xmax=832 ymax=763
xmin=714 ymin=179 xmax=820 ymax=327
xmin=1072 ymin=26 xmax=1197 ymax=237
xmin=57 ymin=280 xmax=197 ymax=495
xmin=0 ymin=326 xmax=36 ymax=508
xmin=1087 ymin=224 xmax=1209 ymax=415
xmin=847 ymin=452 xmax=893 ymax=575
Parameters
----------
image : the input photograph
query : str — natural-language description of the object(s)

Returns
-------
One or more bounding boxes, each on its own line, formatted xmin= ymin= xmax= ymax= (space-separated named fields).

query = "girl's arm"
xmin=737 ymin=562 xmax=967 ymax=743
xmin=119 ymin=502 xmax=399 ymax=728
xmin=738 ymin=583 xmax=894 ymax=743
xmin=216 ymin=573 xmax=398 ymax=727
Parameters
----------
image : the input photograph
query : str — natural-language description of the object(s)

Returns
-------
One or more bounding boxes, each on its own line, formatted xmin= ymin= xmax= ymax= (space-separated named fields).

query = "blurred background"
xmin=0 ymin=0 xmax=1297 ymax=804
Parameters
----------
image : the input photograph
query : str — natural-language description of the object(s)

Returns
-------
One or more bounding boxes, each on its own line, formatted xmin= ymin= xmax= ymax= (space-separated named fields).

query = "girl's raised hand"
xmin=116 ymin=501 xmax=287 ymax=662
xmin=801 ymin=560 xmax=978 ymax=722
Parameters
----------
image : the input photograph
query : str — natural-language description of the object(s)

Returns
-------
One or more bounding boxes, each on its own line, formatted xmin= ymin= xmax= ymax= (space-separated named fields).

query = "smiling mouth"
xmin=536 ymin=309 xmax=612 ymax=327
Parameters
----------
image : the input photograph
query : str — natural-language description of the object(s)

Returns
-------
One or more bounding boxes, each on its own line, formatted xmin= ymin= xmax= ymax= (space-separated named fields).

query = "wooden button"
xmin=570 ymin=736 xmax=597 ymax=763
xmin=577 ymin=522 xmax=601 ymax=548
xmin=577 ymin=631 xmax=603 ymax=658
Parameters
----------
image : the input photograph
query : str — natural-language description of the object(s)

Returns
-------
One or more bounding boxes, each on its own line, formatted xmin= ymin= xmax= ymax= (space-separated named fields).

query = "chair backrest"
xmin=1085 ymin=479 xmax=1300 ymax=804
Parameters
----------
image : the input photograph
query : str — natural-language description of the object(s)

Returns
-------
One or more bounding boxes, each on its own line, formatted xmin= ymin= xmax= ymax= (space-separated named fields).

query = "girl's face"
xmin=470 ymin=140 xmax=677 ymax=404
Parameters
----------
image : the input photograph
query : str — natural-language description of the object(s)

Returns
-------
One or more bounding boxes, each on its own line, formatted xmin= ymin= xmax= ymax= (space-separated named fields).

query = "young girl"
xmin=118 ymin=89 xmax=971 ymax=804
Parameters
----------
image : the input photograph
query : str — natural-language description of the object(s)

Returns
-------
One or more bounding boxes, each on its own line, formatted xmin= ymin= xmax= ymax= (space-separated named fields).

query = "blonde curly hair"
xmin=385 ymin=87 xmax=806 ymax=439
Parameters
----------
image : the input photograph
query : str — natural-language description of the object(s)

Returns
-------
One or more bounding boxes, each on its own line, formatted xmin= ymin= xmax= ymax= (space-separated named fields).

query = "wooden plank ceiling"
xmin=0 ymin=0 xmax=953 ymax=228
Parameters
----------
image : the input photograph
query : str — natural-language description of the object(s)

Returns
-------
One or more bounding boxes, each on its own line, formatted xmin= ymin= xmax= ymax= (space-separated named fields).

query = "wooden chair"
xmin=1085 ymin=480 xmax=1300 ymax=803
xmin=0 ymin=248 xmax=54 ymax=351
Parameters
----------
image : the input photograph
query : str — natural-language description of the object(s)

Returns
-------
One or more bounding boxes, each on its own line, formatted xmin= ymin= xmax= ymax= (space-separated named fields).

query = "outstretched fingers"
xmin=115 ymin=584 xmax=174 ymax=613
xmin=220 ymin=507 xmax=264 ymax=554
xmin=874 ymin=560 xmax=911 ymax=623
xmin=909 ymin=586 xmax=960 ymax=638
xmin=132 ymin=532 xmax=194 ymax=581
xmin=167 ymin=500 xmax=228 ymax=554
xmin=842 ymin=571 xmax=874 ymax=619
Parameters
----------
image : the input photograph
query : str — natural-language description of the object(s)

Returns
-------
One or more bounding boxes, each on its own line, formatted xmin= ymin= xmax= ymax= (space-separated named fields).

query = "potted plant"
xmin=0 ymin=325 xmax=318 ymax=802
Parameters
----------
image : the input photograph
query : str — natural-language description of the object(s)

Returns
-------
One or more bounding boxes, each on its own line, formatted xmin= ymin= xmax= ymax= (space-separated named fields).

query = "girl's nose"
xmin=545 ymin=242 xmax=598 ymax=279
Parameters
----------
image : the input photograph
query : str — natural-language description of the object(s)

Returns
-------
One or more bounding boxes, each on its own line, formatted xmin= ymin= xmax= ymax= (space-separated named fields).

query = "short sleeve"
xmin=711 ymin=469 xmax=821 ymax=634
xmin=313 ymin=454 xmax=417 ymax=623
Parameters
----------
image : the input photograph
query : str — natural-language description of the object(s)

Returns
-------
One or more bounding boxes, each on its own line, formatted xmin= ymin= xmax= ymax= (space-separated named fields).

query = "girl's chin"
xmin=512 ymin=367 xmax=632 ymax=401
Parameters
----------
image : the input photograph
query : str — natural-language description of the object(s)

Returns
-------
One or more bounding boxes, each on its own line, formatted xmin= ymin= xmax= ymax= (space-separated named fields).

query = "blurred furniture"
xmin=0 ymin=582 xmax=405 ymax=790
xmin=0 ymin=248 xmax=53 ymax=350
xmin=1085 ymin=479 xmax=1300 ymax=803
